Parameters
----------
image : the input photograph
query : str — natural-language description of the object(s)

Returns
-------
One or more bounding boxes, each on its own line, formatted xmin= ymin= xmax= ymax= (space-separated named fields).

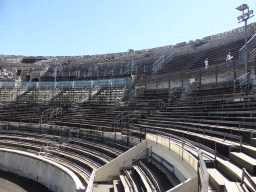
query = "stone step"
xmin=208 ymin=182 xmax=216 ymax=192
xmin=119 ymin=175 xmax=132 ymax=192
xmin=133 ymin=165 xmax=154 ymax=192
xmin=125 ymin=170 xmax=142 ymax=192
xmin=146 ymin=156 xmax=180 ymax=187
xmin=224 ymin=182 xmax=249 ymax=192
xmin=230 ymin=152 xmax=256 ymax=175
xmin=217 ymin=157 xmax=256 ymax=192
xmin=113 ymin=180 xmax=124 ymax=192
xmin=208 ymin=168 xmax=231 ymax=192
xmin=251 ymin=138 xmax=256 ymax=147
xmin=242 ymin=145 xmax=256 ymax=159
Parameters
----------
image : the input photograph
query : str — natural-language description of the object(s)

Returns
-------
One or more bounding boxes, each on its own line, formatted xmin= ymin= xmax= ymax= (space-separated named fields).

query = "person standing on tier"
xmin=226 ymin=52 xmax=233 ymax=67
xmin=204 ymin=58 xmax=209 ymax=70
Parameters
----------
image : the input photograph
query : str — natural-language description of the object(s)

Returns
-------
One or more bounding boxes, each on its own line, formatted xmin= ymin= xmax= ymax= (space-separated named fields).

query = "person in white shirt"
xmin=204 ymin=58 xmax=209 ymax=70
xmin=226 ymin=52 xmax=233 ymax=67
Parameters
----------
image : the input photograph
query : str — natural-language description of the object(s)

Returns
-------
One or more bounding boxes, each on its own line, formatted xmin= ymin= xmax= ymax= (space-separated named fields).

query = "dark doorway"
xmin=25 ymin=75 xmax=30 ymax=82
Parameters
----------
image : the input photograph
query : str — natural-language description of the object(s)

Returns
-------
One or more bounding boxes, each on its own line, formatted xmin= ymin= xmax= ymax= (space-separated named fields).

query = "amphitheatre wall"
xmin=42 ymin=22 xmax=256 ymax=64
xmin=0 ymin=22 xmax=255 ymax=66
xmin=0 ymin=23 xmax=255 ymax=83
xmin=0 ymin=148 xmax=85 ymax=192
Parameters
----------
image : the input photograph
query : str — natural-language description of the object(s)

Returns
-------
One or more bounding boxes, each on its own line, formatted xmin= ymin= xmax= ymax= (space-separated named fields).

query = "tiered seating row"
xmin=43 ymin=153 xmax=91 ymax=184
xmin=41 ymin=59 xmax=154 ymax=82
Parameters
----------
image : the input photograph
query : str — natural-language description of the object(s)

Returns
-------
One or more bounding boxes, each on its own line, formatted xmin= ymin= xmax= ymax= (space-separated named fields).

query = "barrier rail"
xmin=152 ymin=55 xmax=164 ymax=72
xmin=152 ymin=52 xmax=176 ymax=74
xmin=251 ymin=75 xmax=256 ymax=93
xmin=249 ymin=48 xmax=256 ymax=57
xmin=122 ymin=110 xmax=142 ymax=127
xmin=198 ymin=150 xmax=209 ymax=192
xmin=85 ymin=170 xmax=96 ymax=192
xmin=124 ymin=147 xmax=150 ymax=170
xmin=234 ymin=72 xmax=250 ymax=93
xmin=0 ymin=78 xmax=130 ymax=88
xmin=239 ymin=33 xmax=256 ymax=63
xmin=241 ymin=168 xmax=256 ymax=191
xmin=40 ymin=107 xmax=62 ymax=123
xmin=115 ymin=110 xmax=141 ymax=129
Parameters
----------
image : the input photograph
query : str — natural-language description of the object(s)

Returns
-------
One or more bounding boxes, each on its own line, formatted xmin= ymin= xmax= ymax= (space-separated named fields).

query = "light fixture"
xmin=243 ymin=13 xmax=248 ymax=17
xmin=236 ymin=4 xmax=254 ymax=78
xmin=237 ymin=16 xmax=243 ymax=20
xmin=236 ymin=4 xmax=249 ymax=11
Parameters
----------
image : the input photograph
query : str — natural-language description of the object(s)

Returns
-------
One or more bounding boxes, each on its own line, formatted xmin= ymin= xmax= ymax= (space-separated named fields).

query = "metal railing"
xmin=8 ymin=85 xmax=29 ymax=101
xmin=50 ymin=107 xmax=62 ymax=118
xmin=182 ymin=125 xmax=242 ymax=147
xmin=198 ymin=150 xmax=209 ymax=192
xmin=152 ymin=55 xmax=164 ymax=72
xmin=152 ymin=52 xmax=176 ymax=74
xmin=85 ymin=170 xmax=96 ymax=192
xmin=115 ymin=110 xmax=129 ymax=121
xmin=40 ymin=66 xmax=50 ymax=78
xmin=138 ymin=60 xmax=245 ymax=100
xmin=41 ymin=107 xmax=63 ymax=123
xmin=169 ymin=83 xmax=186 ymax=102
xmin=252 ymin=75 xmax=256 ymax=93
xmin=239 ymin=33 xmax=256 ymax=63
xmin=241 ymin=168 xmax=256 ymax=191
xmin=122 ymin=110 xmax=142 ymax=127
xmin=124 ymin=147 xmax=150 ymax=170
xmin=234 ymin=72 xmax=250 ymax=93
xmin=249 ymin=48 xmax=256 ymax=58
xmin=114 ymin=110 xmax=141 ymax=128
xmin=45 ymin=88 xmax=61 ymax=101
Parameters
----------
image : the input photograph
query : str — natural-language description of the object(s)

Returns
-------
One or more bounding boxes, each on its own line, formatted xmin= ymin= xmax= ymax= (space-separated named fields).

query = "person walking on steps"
xmin=204 ymin=58 xmax=209 ymax=70
xmin=226 ymin=52 xmax=233 ymax=67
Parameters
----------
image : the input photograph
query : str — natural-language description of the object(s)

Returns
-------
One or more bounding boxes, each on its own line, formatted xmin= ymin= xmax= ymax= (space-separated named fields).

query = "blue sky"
xmin=0 ymin=0 xmax=255 ymax=56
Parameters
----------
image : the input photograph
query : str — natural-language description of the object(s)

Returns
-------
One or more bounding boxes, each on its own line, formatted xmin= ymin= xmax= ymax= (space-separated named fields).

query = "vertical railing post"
xmin=216 ymin=66 xmax=217 ymax=85
xmin=241 ymin=168 xmax=245 ymax=184
xmin=255 ymin=56 xmax=256 ymax=76
xmin=131 ymin=58 xmax=133 ymax=75
xmin=182 ymin=73 xmax=183 ymax=88
xmin=199 ymin=70 xmax=201 ymax=90
xmin=234 ymin=62 xmax=236 ymax=80
xmin=182 ymin=141 xmax=184 ymax=161
xmin=214 ymin=142 xmax=217 ymax=168
xmin=169 ymin=75 xmax=171 ymax=89
xmin=114 ymin=124 xmax=116 ymax=141
xmin=245 ymin=19 xmax=248 ymax=76
xmin=145 ymin=77 xmax=147 ymax=90
xmin=240 ymin=135 xmax=243 ymax=152
xmin=139 ymin=127 xmax=142 ymax=142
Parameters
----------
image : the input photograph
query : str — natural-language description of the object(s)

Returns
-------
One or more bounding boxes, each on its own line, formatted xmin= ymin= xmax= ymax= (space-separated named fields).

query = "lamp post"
xmin=236 ymin=4 xmax=254 ymax=75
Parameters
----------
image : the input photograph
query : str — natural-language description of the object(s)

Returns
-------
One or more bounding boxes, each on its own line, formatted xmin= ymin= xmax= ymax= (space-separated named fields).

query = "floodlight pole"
xmin=245 ymin=15 xmax=248 ymax=75
xmin=236 ymin=4 xmax=254 ymax=76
